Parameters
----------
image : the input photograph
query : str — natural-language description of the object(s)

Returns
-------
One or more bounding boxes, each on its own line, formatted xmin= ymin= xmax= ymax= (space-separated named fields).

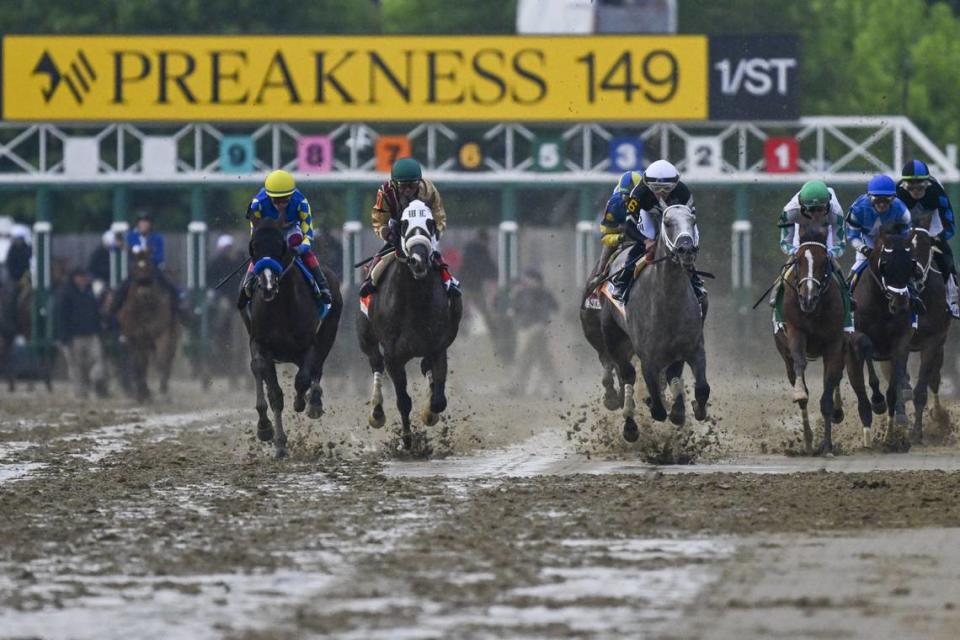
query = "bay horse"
xmin=358 ymin=200 xmax=463 ymax=451
xmin=773 ymin=221 xmax=846 ymax=455
xmin=600 ymin=204 xmax=710 ymax=442
xmin=243 ymin=218 xmax=342 ymax=459
xmin=579 ymin=243 xmax=636 ymax=412
xmin=116 ymin=248 xmax=180 ymax=402
xmin=907 ymin=212 xmax=951 ymax=444
xmin=845 ymin=228 xmax=916 ymax=451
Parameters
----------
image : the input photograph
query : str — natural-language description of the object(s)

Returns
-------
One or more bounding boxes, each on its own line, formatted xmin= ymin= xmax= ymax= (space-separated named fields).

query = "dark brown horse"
xmin=243 ymin=218 xmax=342 ymax=459
xmin=907 ymin=215 xmax=951 ymax=444
xmin=845 ymin=229 xmax=916 ymax=451
xmin=774 ymin=224 xmax=846 ymax=455
xmin=116 ymin=249 xmax=181 ymax=402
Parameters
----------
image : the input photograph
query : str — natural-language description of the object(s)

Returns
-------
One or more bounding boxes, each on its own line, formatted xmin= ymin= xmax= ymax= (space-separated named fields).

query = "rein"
xmin=911 ymin=227 xmax=938 ymax=287
xmin=785 ymin=242 xmax=832 ymax=301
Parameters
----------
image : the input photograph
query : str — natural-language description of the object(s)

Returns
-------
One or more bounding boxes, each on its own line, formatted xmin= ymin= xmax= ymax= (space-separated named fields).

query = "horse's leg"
xmin=130 ymin=346 xmax=150 ymax=403
xmin=263 ymin=360 xmax=287 ymax=459
xmin=845 ymin=337 xmax=873 ymax=447
xmin=641 ymin=362 xmax=667 ymax=423
xmin=912 ymin=342 xmax=936 ymax=445
xmin=307 ymin=294 xmax=341 ymax=420
xmin=293 ymin=351 xmax=313 ymax=414
xmin=866 ymin=357 xmax=886 ymax=415
xmin=155 ymin=329 xmax=176 ymax=396
xmin=420 ymin=352 xmax=448 ymax=426
xmin=928 ymin=345 xmax=948 ymax=423
xmin=250 ymin=342 xmax=273 ymax=443
xmin=601 ymin=357 xmax=621 ymax=411
xmin=785 ymin=329 xmax=813 ymax=454
xmin=687 ymin=345 xmax=710 ymax=422
xmin=386 ymin=356 xmax=414 ymax=450
xmin=818 ymin=341 xmax=844 ymax=456
xmin=666 ymin=360 xmax=686 ymax=427
xmin=600 ymin=314 xmax=638 ymax=441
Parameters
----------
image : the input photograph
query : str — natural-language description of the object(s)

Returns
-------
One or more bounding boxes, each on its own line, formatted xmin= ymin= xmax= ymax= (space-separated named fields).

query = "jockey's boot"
xmin=908 ymin=280 xmax=927 ymax=315
xmin=433 ymin=252 xmax=461 ymax=297
xmin=236 ymin=267 xmax=256 ymax=310
xmin=358 ymin=254 xmax=382 ymax=298
xmin=947 ymin=273 xmax=960 ymax=319
xmin=834 ymin=271 xmax=855 ymax=332
xmin=307 ymin=262 xmax=333 ymax=306
xmin=609 ymin=267 xmax=633 ymax=303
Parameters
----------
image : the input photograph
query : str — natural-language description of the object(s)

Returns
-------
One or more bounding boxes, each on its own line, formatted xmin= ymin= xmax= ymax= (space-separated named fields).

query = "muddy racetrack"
xmin=2 ymin=319 xmax=960 ymax=639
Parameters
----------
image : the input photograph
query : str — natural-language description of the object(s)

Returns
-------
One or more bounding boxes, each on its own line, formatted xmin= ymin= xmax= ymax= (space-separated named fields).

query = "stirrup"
xmin=445 ymin=280 xmax=462 ymax=297
xmin=358 ymin=280 xmax=377 ymax=297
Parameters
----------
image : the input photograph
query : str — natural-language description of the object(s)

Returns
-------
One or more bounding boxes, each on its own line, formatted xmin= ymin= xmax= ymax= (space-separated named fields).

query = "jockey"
xmin=238 ymin=170 xmax=333 ymax=309
xmin=110 ymin=212 xmax=181 ymax=318
xmin=358 ymin=157 xmax=461 ymax=297
xmin=897 ymin=159 xmax=960 ymax=318
xmin=772 ymin=180 xmax=854 ymax=333
xmin=607 ymin=160 xmax=703 ymax=304
xmin=846 ymin=174 xmax=924 ymax=313
xmin=591 ymin=169 xmax=642 ymax=285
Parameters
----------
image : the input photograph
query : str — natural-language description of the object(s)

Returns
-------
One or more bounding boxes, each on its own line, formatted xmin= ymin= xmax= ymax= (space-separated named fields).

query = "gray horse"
xmin=358 ymin=201 xmax=463 ymax=451
xmin=600 ymin=204 xmax=710 ymax=442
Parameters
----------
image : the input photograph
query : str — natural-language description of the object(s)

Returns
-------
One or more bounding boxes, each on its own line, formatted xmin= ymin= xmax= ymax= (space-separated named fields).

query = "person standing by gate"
xmin=57 ymin=268 xmax=107 ymax=398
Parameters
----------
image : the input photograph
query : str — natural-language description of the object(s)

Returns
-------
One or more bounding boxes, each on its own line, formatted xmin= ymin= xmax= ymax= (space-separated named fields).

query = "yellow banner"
xmin=2 ymin=35 xmax=708 ymax=122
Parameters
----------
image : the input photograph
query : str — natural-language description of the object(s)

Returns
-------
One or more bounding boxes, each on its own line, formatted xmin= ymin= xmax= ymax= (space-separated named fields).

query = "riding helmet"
xmin=901 ymin=159 xmax=931 ymax=181
xmin=643 ymin=160 xmax=680 ymax=189
xmin=264 ymin=169 xmax=296 ymax=198
xmin=798 ymin=180 xmax=830 ymax=208
xmin=866 ymin=174 xmax=897 ymax=197
xmin=391 ymin=157 xmax=422 ymax=184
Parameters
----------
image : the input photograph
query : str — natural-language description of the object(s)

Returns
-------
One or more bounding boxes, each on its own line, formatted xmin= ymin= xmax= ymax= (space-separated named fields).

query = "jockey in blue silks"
xmin=238 ymin=169 xmax=333 ymax=311
xmin=846 ymin=174 xmax=924 ymax=314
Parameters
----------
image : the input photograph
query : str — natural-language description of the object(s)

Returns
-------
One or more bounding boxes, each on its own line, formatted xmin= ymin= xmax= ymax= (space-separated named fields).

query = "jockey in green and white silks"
xmin=772 ymin=180 xmax=854 ymax=333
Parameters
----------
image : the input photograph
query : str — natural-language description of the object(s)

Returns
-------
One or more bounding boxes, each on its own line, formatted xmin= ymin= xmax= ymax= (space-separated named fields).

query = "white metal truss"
xmin=0 ymin=116 xmax=955 ymax=185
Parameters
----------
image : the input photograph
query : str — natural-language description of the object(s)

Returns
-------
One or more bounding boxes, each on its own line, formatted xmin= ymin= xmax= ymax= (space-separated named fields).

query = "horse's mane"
xmin=249 ymin=219 xmax=287 ymax=261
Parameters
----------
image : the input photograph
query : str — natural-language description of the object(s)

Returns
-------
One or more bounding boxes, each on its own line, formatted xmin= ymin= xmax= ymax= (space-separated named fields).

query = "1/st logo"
xmin=713 ymin=58 xmax=796 ymax=96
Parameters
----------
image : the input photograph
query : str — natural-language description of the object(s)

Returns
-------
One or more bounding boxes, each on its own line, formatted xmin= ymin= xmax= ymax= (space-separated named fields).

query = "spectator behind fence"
xmin=87 ymin=230 xmax=114 ymax=289
xmin=6 ymin=225 xmax=31 ymax=285
xmin=506 ymin=269 xmax=560 ymax=397
xmin=56 ymin=268 xmax=107 ymax=398
xmin=207 ymin=234 xmax=241 ymax=293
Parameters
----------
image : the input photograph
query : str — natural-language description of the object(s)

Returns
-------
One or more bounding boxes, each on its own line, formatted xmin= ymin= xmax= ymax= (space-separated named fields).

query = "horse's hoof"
xmin=603 ymin=392 xmax=621 ymax=411
xmin=910 ymin=427 xmax=923 ymax=445
xmin=257 ymin=425 xmax=274 ymax=442
xmin=895 ymin=412 xmax=909 ymax=428
xmin=402 ymin=434 xmax=413 ymax=451
xmin=421 ymin=409 xmax=439 ymax=426
xmin=430 ymin=397 xmax=447 ymax=415
xmin=275 ymin=447 xmax=288 ymax=460
xmin=871 ymin=399 xmax=887 ymax=415
xmin=369 ymin=405 xmax=386 ymax=429
xmin=307 ymin=404 xmax=324 ymax=419
xmin=669 ymin=409 xmax=685 ymax=427
xmin=623 ymin=417 xmax=639 ymax=442
xmin=693 ymin=401 xmax=707 ymax=422
xmin=650 ymin=406 xmax=667 ymax=422
xmin=832 ymin=408 xmax=845 ymax=424
xmin=293 ymin=396 xmax=306 ymax=413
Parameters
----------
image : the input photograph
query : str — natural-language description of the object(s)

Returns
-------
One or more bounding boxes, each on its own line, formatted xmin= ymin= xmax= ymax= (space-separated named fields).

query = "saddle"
xmin=583 ymin=244 xmax=648 ymax=310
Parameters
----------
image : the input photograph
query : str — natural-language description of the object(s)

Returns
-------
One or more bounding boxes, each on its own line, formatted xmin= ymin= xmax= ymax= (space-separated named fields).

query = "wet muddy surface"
xmin=2 ymin=358 xmax=960 ymax=639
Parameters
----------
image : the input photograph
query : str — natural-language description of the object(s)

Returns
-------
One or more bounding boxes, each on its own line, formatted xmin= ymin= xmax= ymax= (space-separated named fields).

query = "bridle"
xmin=658 ymin=206 xmax=698 ymax=264
xmin=786 ymin=241 xmax=832 ymax=306
xmin=910 ymin=226 xmax=939 ymax=289
xmin=867 ymin=241 xmax=913 ymax=302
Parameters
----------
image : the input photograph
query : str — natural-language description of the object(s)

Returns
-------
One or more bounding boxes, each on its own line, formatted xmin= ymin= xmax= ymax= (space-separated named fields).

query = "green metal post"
xmin=110 ymin=186 xmax=130 ymax=287
xmin=31 ymin=187 xmax=54 ymax=359
xmin=576 ymin=185 xmax=596 ymax=282
xmin=185 ymin=185 xmax=208 ymax=367
xmin=732 ymin=186 xmax=752 ymax=331
xmin=343 ymin=185 xmax=362 ymax=290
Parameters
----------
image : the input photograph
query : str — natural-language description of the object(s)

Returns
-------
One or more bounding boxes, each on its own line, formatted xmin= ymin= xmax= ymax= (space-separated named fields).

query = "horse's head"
xmin=791 ymin=230 xmax=831 ymax=314
xmin=130 ymin=247 xmax=156 ymax=285
xmin=399 ymin=199 xmax=437 ymax=280
xmin=873 ymin=230 xmax=914 ymax=314
xmin=659 ymin=205 xmax=699 ymax=267
xmin=249 ymin=218 xmax=288 ymax=302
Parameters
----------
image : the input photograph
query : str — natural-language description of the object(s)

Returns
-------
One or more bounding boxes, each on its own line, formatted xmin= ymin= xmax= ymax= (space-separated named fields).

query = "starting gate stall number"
xmin=764 ymin=137 xmax=799 ymax=173
xmin=375 ymin=135 xmax=412 ymax=172
xmin=533 ymin=137 xmax=564 ymax=172
xmin=685 ymin=136 xmax=722 ymax=175
xmin=297 ymin=135 xmax=333 ymax=173
xmin=457 ymin=140 xmax=485 ymax=171
xmin=608 ymin=137 xmax=644 ymax=173
xmin=220 ymin=136 xmax=254 ymax=173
